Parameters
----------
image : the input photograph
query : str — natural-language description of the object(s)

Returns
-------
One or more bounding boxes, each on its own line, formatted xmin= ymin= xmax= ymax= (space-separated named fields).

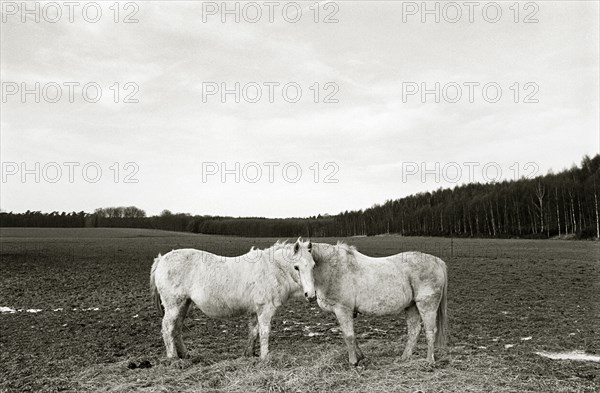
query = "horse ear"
xmin=294 ymin=241 xmax=300 ymax=254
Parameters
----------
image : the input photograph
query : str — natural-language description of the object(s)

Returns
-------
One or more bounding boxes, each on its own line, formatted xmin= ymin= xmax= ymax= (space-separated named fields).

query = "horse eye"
xmin=294 ymin=266 xmax=299 ymax=271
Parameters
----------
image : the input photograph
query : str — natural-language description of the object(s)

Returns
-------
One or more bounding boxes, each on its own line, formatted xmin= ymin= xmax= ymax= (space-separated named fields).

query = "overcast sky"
xmin=1 ymin=1 xmax=598 ymax=217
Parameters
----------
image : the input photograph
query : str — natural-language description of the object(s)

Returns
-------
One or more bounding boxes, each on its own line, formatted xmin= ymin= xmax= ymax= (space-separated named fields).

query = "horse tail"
xmin=150 ymin=254 xmax=164 ymax=317
xmin=435 ymin=263 xmax=448 ymax=347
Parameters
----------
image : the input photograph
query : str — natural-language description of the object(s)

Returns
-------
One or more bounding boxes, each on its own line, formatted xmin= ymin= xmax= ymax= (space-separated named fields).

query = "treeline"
xmin=1 ymin=155 xmax=598 ymax=239
xmin=334 ymin=155 xmax=600 ymax=239
xmin=0 ymin=211 xmax=87 ymax=228
xmin=94 ymin=206 xmax=146 ymax=219
xmin=89 ymin=212 xmax=336 ymax=238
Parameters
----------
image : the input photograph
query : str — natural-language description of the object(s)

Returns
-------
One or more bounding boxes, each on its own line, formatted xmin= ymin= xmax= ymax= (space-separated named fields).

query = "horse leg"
xmin=354 ymin=341 xmax=365 ymax=363
xmin=416 ymin=299 xmax=438 ymax=365
xmin=401 ymin=303 xmax=421 ymax=361
xmin=162 ymin=297 xmax=190 ymax=358
xmin=334 ymin=308 xmax=361 ymax=366
xmin=257 ymin=306 xmax=276 ymax=361
xmin=173 ymin=299 xmax=191 ymax=358
xmin=244 ymin=314 xmax=259 ymax=357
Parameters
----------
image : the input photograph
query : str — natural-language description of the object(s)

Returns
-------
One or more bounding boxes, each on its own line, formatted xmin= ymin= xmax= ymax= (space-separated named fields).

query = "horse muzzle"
xmin=304 ymin=292 xmax=317 ymax=303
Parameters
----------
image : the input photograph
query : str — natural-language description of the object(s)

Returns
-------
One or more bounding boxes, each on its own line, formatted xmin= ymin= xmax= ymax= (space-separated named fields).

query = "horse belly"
xmin=356 ymin=277 xmax=412 ymax=315
xmin=192 ymin=293 xmax=252 ymax=319
xmin=357 ymin=294 xmax=411 ymax=315
xmin=188 ymin=260 xmax=258 ymax=318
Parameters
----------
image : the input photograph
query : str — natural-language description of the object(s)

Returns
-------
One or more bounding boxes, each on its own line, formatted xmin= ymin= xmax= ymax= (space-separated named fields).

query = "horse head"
xmin=291 ymin=237 xmax=316 ymax=302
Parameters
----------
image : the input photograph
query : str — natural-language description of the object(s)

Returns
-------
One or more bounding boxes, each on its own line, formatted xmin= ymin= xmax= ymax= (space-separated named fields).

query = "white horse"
xmin=150 ymin=239 xmax=316 ymax=361
xmin=310 ymin=242 xmax=448 ymax=365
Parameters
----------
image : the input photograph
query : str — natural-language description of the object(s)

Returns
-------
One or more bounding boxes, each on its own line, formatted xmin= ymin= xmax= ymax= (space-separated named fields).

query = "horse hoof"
xmin=259 ymin=353 xmax=271 ymax=362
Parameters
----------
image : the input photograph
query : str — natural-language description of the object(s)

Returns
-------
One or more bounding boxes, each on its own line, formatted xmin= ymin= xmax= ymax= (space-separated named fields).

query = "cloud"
xmin=1 ymin=1 xmax=598 ymax=216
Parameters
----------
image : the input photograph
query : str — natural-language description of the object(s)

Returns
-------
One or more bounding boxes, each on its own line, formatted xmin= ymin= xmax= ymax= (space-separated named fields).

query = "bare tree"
xmin=555 ymin=188 xmax=561 ymax=237
xmin=533 ymin=182 xmax=546 ymax=234
xmin=595 ymin=180 xmax=600 ymax=239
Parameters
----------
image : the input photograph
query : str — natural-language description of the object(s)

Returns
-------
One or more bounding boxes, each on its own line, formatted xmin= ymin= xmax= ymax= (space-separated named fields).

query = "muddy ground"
xmin=0 ymin=228 xmax=598 ymax=392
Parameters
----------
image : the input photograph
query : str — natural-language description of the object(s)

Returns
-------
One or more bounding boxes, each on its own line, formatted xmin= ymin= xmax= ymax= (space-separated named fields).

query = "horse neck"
xmin=314 ymin=244 xmax=343 ymax=276
xmin=270 ymin=249 xmax=303 ymax=297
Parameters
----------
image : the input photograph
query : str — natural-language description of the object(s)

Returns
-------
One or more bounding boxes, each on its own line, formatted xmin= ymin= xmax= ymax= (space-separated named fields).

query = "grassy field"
xmin=1 ymin=228 xmax=598 ymax=392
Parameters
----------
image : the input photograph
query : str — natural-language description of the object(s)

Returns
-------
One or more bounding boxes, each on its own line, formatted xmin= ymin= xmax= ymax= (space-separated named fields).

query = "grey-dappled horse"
xmin=310 ymin=242 xmax=448 ymax=365
xmin=150 ymin=239 xmax=316 ymax=361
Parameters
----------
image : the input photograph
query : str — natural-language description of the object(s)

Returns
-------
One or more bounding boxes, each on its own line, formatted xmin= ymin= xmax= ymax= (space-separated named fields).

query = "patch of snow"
xmin=132 ymin=314 xmax=139 ymax=318
xmin=478 ymin=346 xmax=487 ymax=349
xmin=521 ymin=336 xmax=532 ymax=341
xmin=505 ymin=344 xmax=514 ymax=349
xmin=568 ymin=333 xmax=576 ymax=336
xmin=535 ymin=350 xmax=600 ymax=362
xmin=307 ymin=332 xmax=323 ymax=337
xmin=0 ymin=307 xmax=46 ymax=314
xmin=53 ymin=308 xmax=63 ymax=312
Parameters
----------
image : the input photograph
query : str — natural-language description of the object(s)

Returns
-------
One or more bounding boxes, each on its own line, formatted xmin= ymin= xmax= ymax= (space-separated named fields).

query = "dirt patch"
xmin=1 ymin=229 xmax=599 ymax=392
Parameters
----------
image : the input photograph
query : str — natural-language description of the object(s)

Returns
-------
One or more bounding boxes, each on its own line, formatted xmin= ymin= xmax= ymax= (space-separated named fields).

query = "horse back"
xmin=389 ymin=251 xmax=447 ymax=301
xmin=154 ymin=248 xmax=276 ymax=317
xmin=330 ymin=251 xmax=446 ymax=315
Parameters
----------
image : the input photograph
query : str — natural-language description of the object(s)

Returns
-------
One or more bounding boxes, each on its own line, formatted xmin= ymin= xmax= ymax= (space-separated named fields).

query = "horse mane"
xmin=336 ymin=241 xmax=357 ymax=255
xmin=311 ymin=241 xmax=356 ymax=265
xmin=246 ymin=240 xmax=292 ymax=258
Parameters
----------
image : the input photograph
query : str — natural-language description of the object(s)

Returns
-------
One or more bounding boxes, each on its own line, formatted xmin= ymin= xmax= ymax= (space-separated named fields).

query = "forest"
xmin=2 ymin=155 xmax=599 ymax=239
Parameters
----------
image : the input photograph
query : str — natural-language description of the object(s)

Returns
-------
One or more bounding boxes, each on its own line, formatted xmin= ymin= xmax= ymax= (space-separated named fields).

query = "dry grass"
xmin=73 ymin=340 xmax=596 ymax=393
xmin=1 ymin=229 xmax=598 ymax=392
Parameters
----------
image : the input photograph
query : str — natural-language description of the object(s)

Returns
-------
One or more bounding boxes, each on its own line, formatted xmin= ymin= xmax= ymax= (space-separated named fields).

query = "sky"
xmin=1 ymin=1 xmax=599 ymax=217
